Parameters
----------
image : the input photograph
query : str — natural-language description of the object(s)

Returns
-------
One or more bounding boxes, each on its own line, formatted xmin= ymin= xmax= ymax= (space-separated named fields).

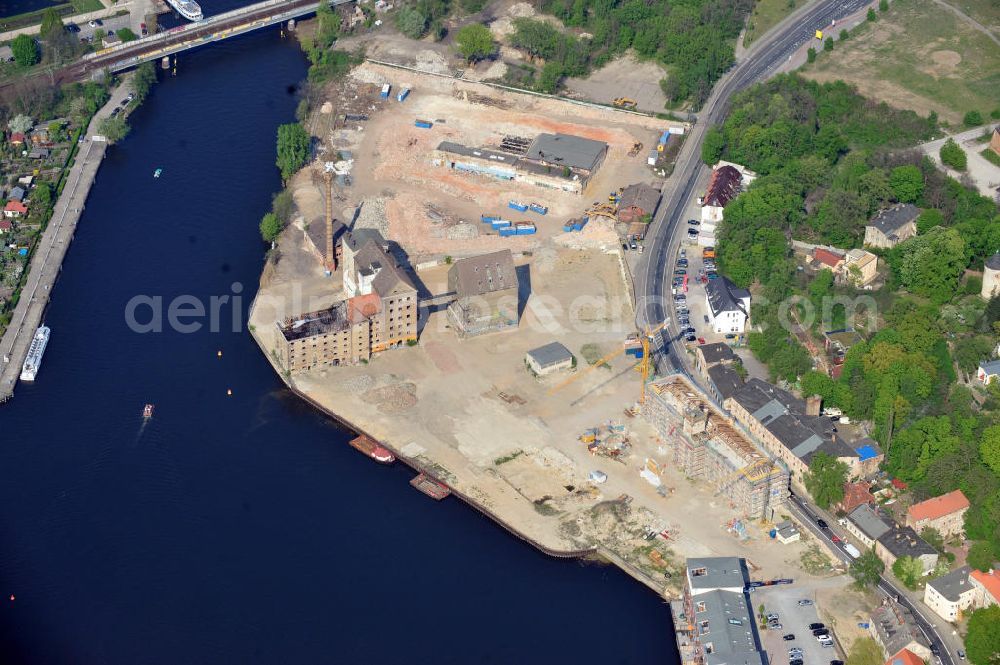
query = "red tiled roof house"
xmin=906 ymin=489 xmax=969 ymax=538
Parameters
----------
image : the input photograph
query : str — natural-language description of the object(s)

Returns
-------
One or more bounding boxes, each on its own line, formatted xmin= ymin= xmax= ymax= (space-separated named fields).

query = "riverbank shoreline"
xmin=0 ymin=81 xmax=135 ymax=401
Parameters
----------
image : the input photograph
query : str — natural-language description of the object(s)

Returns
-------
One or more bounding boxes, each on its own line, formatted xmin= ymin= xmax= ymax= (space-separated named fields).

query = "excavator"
xmin=612 ymin=97 xmax=638 ymax=109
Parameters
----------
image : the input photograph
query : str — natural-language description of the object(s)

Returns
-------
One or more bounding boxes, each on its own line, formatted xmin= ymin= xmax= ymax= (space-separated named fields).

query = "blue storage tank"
xmin=508 ymin=200 xmax=528 ymax=212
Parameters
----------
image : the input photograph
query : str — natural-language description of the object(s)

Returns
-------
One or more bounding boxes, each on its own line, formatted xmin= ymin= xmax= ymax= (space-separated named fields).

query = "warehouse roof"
xmin=524 ymin=133 xmax=608 ymax=172
xmin=687 ymin=557 xmax=748 ymax=591
xmin=694 ymin=589 xmax=763 ymax=665
xmin=449 ymin=249 xmax=518 ymax=298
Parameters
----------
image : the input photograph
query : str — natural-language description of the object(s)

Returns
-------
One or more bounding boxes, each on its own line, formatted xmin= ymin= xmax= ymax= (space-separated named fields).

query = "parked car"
xmin=88 ymin=18 xmax=102 ymax=27
xmin=66 ymin=22 xmax=80 ymax=32
xmin=783 ymin=635 xmax=796 ymax=641
xmin=687 ymin=228 xmax=699 ymax=236
xmin=678 ymin=259 xmax=688 ymax=267
xmin=809 ymin=623 xmax=825 ymax=630
xmin=703 ymin=315 xmax=710 ymax=324
xmin=957 ymin=651 xmax=966 ymax=661
xmin=674 ymin=269 xmax=686 ymax=276
xmin=831 ymin=660 xmax=845 ymax=665
xmin=797 ymin=599 xmax=813 ymax=606
xmin=813 ymin=630 xmax=830 ymax=638
xmin=790 ymin=660 xmax=803 ymax=665
xmin=724 ymin=334 xmax=737 ymax=340
xmin=685 ymin=334 xmax=696 ymax=342
xmin=687 ymin=219 xmax=700 ymax=225
xmin=817 ymin=519 xmax=829 ymax=529
xmin=697 ymin=337 xmax=706 ymax=344
xmin=141 ymin=21 xmax=148 ymax=35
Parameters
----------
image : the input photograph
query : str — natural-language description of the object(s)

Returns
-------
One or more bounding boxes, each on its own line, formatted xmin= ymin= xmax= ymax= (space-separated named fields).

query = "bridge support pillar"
xmin=287 ymin=18 xmax=296 ymax=31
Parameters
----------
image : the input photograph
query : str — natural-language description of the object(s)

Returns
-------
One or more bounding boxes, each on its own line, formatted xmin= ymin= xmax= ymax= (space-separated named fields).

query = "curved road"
xmin=635 ymin=0 xmax=872 ymax=376
xmin=633 ymin=4 xmax=963 ymax=665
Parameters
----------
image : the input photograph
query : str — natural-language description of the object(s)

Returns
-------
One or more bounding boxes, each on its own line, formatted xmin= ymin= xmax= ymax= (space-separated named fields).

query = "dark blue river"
xmin=0 ymin=25 xmax=675 ymax=665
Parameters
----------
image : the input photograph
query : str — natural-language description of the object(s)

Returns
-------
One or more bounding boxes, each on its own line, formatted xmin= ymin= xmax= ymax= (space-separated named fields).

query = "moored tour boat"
xmin=348 ymin=434 xmax=395 ymax=464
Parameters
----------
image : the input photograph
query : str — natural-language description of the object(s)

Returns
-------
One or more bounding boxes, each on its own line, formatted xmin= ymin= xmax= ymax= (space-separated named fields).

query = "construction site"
xmin=644 ymin=375 xmax=789 ymax=522
xmin=249 ymin=58 xmax=826 ymax=599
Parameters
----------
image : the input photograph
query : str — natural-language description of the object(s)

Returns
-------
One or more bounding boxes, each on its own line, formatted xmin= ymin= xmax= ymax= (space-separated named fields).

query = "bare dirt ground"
xmin=563 ymin=53 xmax=670 ymax=113
xmin=302 ymin=60 xmax=677 ymax=262
xmin=249 ymin=59 xmax=854 ymax=598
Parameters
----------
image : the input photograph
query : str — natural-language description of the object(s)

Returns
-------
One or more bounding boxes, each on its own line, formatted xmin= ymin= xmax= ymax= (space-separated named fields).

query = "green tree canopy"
xmin=260 ymin=212 xmax=282 ymax=243
xmin=804 ymin=452 xmax=849 ymax=509
xmin=702 ymin=126 xmax=725 ymax=165
xmin=97 ymin=115 xmax=130 ymax=143
xmin=11 ymin=34 xmax=39 ymax=68
xmin=981 ymin=425 xmax=1000 ymax=476
xmin=454 ymin=24 xmax=494 ymax=62
xmin=897 ymin=226 xmax=966 ymax=304
xmin=396 ymin=7 xmax=428 ymax=38
xmin=889 ymin=165 xmax=923 ymax=203
xmin=967 ymin=541 xmax=996 ymax=572
xmin=940 ymin=138 xmax=967 ymax=171
xmin=31 ymin=182 xmax=52 ymax=210
xmin=849 ymin=548 xmax=885 ymax=589
xmin=965 ymin=605 xmax=1000 ymax=665
xmin=275 ymin=123 xmax=310 ymax=182
xmin=117 ymin=28 xmax=138 ymax=42
xmin=891 ymin=555 xmax=923 ymax=590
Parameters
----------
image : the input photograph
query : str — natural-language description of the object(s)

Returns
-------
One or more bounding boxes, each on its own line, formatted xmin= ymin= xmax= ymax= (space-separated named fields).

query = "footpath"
xmin=0 ymin=80 xmax=131 ymax=401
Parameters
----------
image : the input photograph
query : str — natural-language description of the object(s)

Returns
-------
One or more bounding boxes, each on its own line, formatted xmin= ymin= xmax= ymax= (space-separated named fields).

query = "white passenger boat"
xmin=167 ymin=0 xmax=204 ymax=22
xmin=20 ymin=325 xmax=50 ymax=382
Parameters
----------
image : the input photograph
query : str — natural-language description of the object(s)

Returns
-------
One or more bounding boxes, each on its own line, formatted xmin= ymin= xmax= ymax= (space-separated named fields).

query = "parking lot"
xmin=755 ymin=586 xmax=843 ymax=665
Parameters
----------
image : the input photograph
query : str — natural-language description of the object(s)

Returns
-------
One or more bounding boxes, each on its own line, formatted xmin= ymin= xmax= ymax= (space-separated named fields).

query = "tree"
xmin=804 ymin=452 xmax=849 ymax=509
xmin=940 ymin=138 xmax=967 ymax=171
xmin=31 ymin=182 xmax=52 ymax=210
xmin=702 ymin=126 xmax=725 ymax=164
xmin=980 ymin=425 xmax=1000 ymax=476
xmin=260 ymin=212 xmax=282 ymax=243
xmin=920 ymin=527 xmax=945 ymax=552
xmin=271 ymin=189 xmax=294 ymax=224
xmin=850 ymin=548 xmax=885 ymax=589
xmin=879 ymin=0 xmax=889 ymax=10
xmin=8 ymin=114 xmax=33 ymax=134
xmin=965 ymin=605 xmax=1000 ymax=665
xmin=824 ymin=37 xmax=834 ymax=52
xmin=396 ymin=7 xmax=428 ymax=38
xmin=892 ymin=555 xmax=924 ymax=590
xmin=97 ymin=115 xmax=129 ymax=143
xmin=867 ymin=7 xmax=877 ymax=20
xmin=964 ymin=110 xmax=984 ymax=127
xmin=897 ymin=227 xmax=966 ymax=304
xmin=131 ymin=62 xmax=157 ymax=102
xmin=117 ymin=28 xmax=139 ymax=42
xmin=39 ymin=8 xmax=64 ymax=40
xmin=889 ymin=165 xmax=923 ymax=203
xmin=275 ymin=123 xmax=310 ymax=182
xmin=839 ymin=29 xmax=849 ymax=41
xmin=807 ymin=47 xmax=817 ymax=63
xmin=967 ymin=541 xmax=996 ymax=572
xmin=11 ymin=34 xmax=39 ymax=68
xmin=454 ymin=24 xmax=494 ymax=62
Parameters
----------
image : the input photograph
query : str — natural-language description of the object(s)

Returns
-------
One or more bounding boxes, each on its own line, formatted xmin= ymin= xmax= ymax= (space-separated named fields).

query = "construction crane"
xmin=549 ymin=320 xmax=669 ymax=403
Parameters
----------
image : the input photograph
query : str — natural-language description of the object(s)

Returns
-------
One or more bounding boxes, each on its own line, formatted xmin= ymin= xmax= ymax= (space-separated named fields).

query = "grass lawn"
xmin=800 ymin=0 xmax=1000 ymax=125
xmin=982 ymin=147 xmax=1000 ymax=167
xmin=943 ymin=0 xmax=1000 ymax=35
xmin=743 ymin=0 xmax=802 ymax=47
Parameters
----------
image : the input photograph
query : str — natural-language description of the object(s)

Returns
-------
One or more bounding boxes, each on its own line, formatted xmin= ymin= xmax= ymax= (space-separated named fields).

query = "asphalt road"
xmin=634 ymin=0 xmax=873 ymax=379
xmin=630 ymin=3 xmax=965 ymax=664
xmin=787 ymin=494 xmax=958 ymax=665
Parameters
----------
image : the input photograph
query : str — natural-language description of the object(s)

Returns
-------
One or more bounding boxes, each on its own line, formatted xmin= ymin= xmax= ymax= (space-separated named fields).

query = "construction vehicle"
xmin=628 ymin=142 xmax=643 ymax=157
xmin=612 ymin=97 xmax=638 ymax=109
xmin=585 ymin=202 xmax=618 ymax=221
xmin=549 ymin=320 xmax=669 ymax=403
xmin=608 ymin=187 xmax=623 ymax=203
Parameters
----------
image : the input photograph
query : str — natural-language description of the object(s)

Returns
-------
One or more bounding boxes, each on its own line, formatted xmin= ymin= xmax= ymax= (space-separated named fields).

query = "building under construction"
xmin=644 ymin=375 xmax=788 ymax=521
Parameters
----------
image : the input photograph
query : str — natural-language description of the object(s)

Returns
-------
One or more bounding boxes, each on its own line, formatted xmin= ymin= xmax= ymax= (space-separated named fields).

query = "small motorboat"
xmin=142 ymin=403 xmax=154 ymax=418
xmin=153 ymin=168 xmax=162 ymax=178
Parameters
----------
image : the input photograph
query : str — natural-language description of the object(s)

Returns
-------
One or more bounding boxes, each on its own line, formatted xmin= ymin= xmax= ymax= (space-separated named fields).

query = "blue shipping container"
xmin=528 ymin=203 xmax=548 ymax=215
xmin=414 ymin=120 xmax=433 ymax=128
xmin=563 ymin=222 xmax=575 ymax=232
xmin=481 ymin=214 xmax=499 ymax=223
xmin=491 ymin=220 xmax=511 ymax=228
xmin=397 ymin=88 xmax=410 ymax=102
xmin=498 ymin=228 xmax=516 ymax=237
xmin=508 ymin=200 xmax=528 ymax=212
xmin=380 ymin=83 xmax=391 ymax=99
xmin=573 ymin=219 xmax=586 ymax=231
xmin=515 ymin=225 xmax=536 ymax=235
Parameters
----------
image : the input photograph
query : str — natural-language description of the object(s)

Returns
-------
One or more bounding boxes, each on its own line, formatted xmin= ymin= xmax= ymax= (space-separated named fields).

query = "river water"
xmin=0 ymin=24 xmax=676 ymax=665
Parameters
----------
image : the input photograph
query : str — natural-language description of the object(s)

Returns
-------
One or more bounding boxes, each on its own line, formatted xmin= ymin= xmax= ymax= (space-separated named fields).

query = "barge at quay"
xmin=349 ymin=434 xmax=395 ymax=464
xmin=410 ymin=473 xmax=450 ymax=500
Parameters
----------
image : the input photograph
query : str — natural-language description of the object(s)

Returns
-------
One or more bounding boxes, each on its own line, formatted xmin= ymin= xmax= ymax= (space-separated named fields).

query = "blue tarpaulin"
xmin=856 ymin=445 xmax=878 ymax=461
